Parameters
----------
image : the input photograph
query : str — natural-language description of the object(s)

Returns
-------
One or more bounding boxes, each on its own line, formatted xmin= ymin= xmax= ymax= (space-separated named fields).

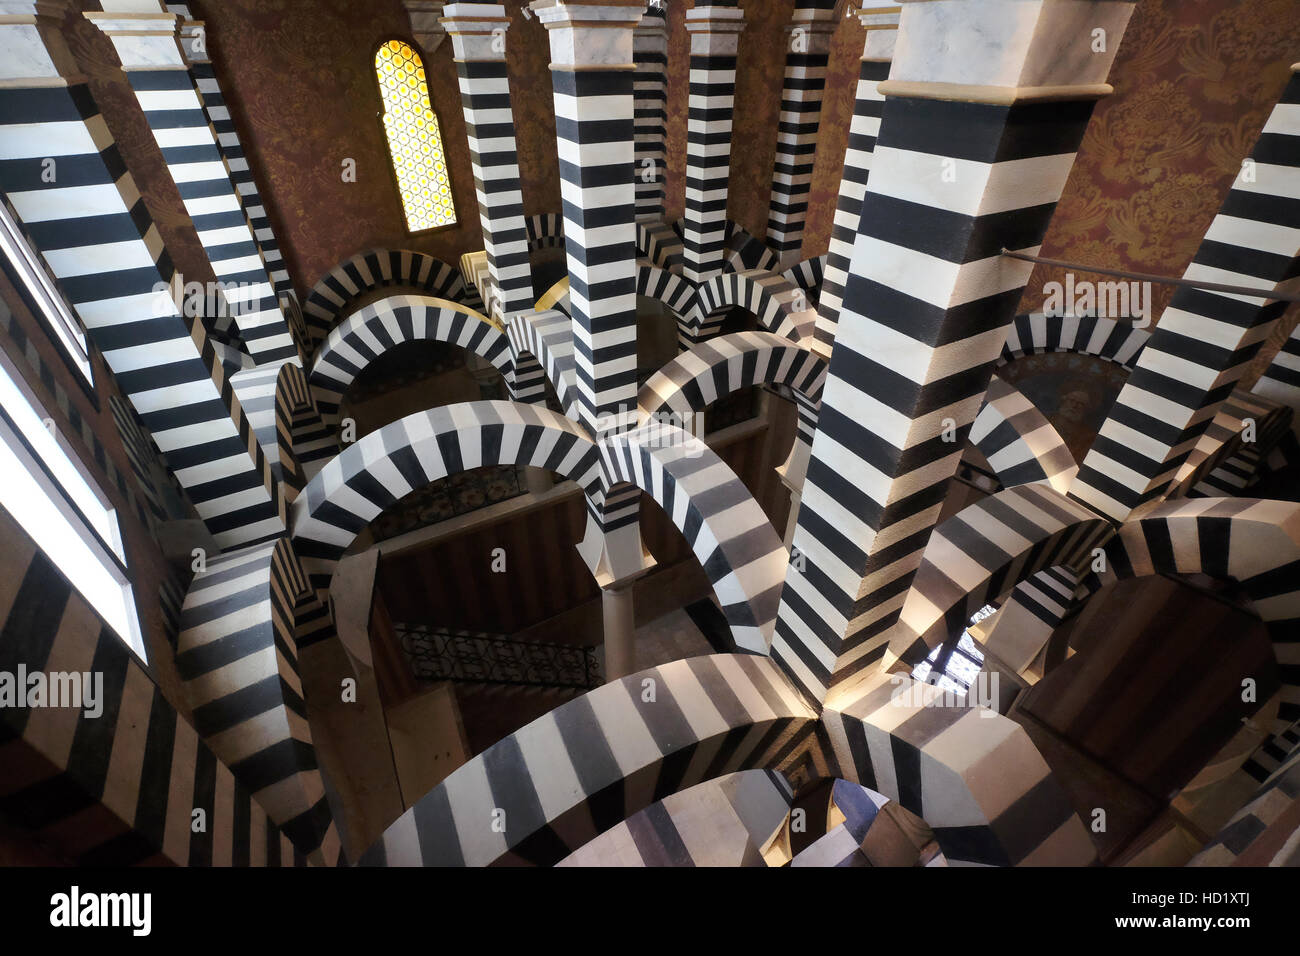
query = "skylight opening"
xmin=0 ymin=357 xmax=144 ymax=660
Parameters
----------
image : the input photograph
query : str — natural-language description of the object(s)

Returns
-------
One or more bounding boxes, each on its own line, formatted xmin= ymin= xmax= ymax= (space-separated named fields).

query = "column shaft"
xmin=633 ymin=7 xmax=668 ymax=223
xmin=533 ymin=0 xmax=642 ymax=434
xmin=765 ymin=1 xmax=836 ymax=267
xmin=444 ymin=4 xmax=534 ymax=324
xmin=0 ymin=8 xmax=284 ymax=548
xmin=1071 ymin=66 xmax=1300 ymax=522
xmin=813 ymin=10 xmax=898 ymax=350
xmin=681 ymin=3 xmax=744 ymax=284
xmin=602 ymin=582 xmax=636 ymax=681
xmin=168 ymin=5 xmax=297 ymax=307
xmin=88 ymin=4 xmax=298 ymax=366
xmin=770 ymin=0 xmax=1136 ymax=704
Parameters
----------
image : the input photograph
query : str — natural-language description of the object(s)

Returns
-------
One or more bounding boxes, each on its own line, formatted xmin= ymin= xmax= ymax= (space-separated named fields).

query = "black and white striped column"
xmin=533 ymin=0 xmax=642 ymax=436
xmin=812 ymin=7 xmax=898 ymax=352
xmin=0 ymin=2 xmax=283 ymax=549
xmin=1071 ymin=65 xmax=1300 ymax=523
xmin=681 ymin=1 xmax=744 ymax=285
xmin=770 ymin=0 xmax=1137 ymax=704
xmin=634 ymin=5 xmax=668 ymax=223
xmin=1254 ymin=322 xmax=1300 ymax=438
xmin=765 ymin=0 xmax=836 ymax=270
xmin=87 ymin=2 xmax=299 ymax=367
xmin=165 ymin=4 xmax=296 ymax=313
xmin=443 ymin=4 xmax=533 ymax=325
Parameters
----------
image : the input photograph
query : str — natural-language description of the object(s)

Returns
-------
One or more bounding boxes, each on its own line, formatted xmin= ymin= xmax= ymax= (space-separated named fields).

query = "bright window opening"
xmin=375 ymin=39 xmax=457 ymax=232
xmin=911 ymin=603 xmax=994 ymax=695
xmin=0 ymin=355 xmax=145 ymax=660
xmin=0 ymin=201 xmax=92 ymax=384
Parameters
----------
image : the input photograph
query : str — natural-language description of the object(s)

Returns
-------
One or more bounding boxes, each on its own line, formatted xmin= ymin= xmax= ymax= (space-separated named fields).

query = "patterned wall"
xmin=191 ymin=0 xmax=560 ymax=300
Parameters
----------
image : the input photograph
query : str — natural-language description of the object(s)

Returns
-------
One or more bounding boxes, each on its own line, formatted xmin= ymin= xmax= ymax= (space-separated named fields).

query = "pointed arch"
xmin=374 ymin=39 xmax=457 ymax=233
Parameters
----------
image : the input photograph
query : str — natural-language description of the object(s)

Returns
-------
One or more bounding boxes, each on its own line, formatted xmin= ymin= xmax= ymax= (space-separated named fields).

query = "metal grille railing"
xmin=395 ymin=623 xmax=601 ymax=690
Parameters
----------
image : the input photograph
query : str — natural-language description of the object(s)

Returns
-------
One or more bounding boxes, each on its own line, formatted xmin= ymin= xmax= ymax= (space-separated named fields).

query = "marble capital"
xmin=531 ymin=0 xmax=644 ymax=70
xmin=442 ymin=2 xmax=509 ymax=61
xmin=889 ymin=0 xmax=1135 ymax=94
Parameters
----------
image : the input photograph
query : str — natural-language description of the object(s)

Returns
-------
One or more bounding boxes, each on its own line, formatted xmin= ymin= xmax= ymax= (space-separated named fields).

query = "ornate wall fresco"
xmin=998 ymin=354 xmax=1129 ymax=464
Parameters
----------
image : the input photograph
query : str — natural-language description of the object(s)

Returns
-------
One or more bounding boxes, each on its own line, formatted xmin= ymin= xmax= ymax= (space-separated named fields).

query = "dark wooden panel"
xmin=1019 ymin=576 xmax=1279 ymax=801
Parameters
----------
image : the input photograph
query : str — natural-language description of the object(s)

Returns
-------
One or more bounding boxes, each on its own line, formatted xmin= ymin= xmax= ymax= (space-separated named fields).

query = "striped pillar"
xmin=1070 ymin=64 xmax=1300 ymax=523
xmin=633 ymin=6 xmax=668 ymax=223
xmin=443 ymin=4 xmax=533 ymax=325
xmin=770 ymin=0 xmax=1136 ymax=704
xmin=165 ymin=5 xmax=298 ymax=312
xmin=86 ymin=3 xmax=299 ymax=367
xmin=0 ymin=1 xmax=284 ymax=550
xmin=812 ymin=7 xmax=898 ymax=353
xmin=1254 ymin=321 xmax=1300 ymax=439
xmin=680 ymin=2 xmax=744 ymax=285
xmin=764 ymin=0 xmax=836 ymax=270
xmin=533 ymin=0 xmax=641 ymax=436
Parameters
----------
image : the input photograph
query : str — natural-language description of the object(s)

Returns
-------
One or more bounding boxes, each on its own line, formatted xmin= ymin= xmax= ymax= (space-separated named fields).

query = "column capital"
xmin=883 ymin=0 xmax=1134 ymax=103
xmin=789 ymin=5 xmax=837 ymax=32
xmin=404 ymin=0 xmax=447 ymax=55
xmin=441 ymin=2 xmax=509 ymax=61
xmin=856 ymin=5 xmax=901 ymax=29
xmin=684 ymin=5 xmax=745 ymax=32
xmin=175 ymin=17 xmax=209 ymax=65
xmin=84 ymin=8 xmax=187 ymax=72
xmin=857 ymin=6 xmax=900 ymax=61
xmin=0 ymin=0 xmax=82 ymax=86
xmin=635 ymin=5 xmax=667 ymax=42
xmin=0 ymin=0 xmax=72 ymax=17
xmin=530 ymin=0 xmax=644 ymax=70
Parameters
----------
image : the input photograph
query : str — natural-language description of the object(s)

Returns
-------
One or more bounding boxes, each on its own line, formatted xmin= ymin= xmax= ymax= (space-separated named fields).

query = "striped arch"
xmin=275 ymin=362 xmax=332 ymax=500
xmin=1106 ymin=497 xmax=1300 ymax=732
xmin=724 ymin=227 xmax=781 ymax=274
xmin=534 ymin=275 xmax=570 ymax=315
xmin=177 ymin=537 xmax=341 ymax=865
xmin=823 ymin=670 xmax=1097 ymax=866
xmin=877 ymin=484 xmax=1112 ymax=671
xmin=302 ymin=249 xmax=474 ymax=348
xmin=599 ymin=422 xmax=788 ymax=655
xmin=998 ymin=313 xmax=1150 ymax=371
xmin=307 ymin=294 xmax=514 ymax=429
xmin=969 ymin=374 xmax=1078 ymax=494
xmin=507 ymin=309 xmax=577 ymax=416
xmin=1189 ymin=407 xmax=1294 ymax=499
xmin=1173 ymin=390 xmax=1292 ymax=499
xmin=637 ymin=219 xmax=684 ymax=271
xmin=526 ymin=212 xmax=564 ymax=251
xmin=781 ymin=254 xmax=825 ymax=304
xmin=637 ymin=331 xmax=826 ymax=424
xmin=290 ymin=401 xmax=603 ymax=599
xmin=688 ymin=269 xmax=816 ymax=346
xmin=356 ymin=654 xmax=820 ymax=866
xmin=1193 ymin=719 xmax=1300 ymax=865
xmin=636 ymin=261 xmax=698 ymax=319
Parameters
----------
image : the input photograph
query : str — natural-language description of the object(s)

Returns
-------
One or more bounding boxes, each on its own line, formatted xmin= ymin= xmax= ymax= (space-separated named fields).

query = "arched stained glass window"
xmin=375 ymin=40 xmax=456 ymax=232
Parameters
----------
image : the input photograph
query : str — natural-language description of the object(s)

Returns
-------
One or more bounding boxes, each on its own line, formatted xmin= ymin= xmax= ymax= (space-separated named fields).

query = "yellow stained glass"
xmin=375 ymin=40 xmax=456 ymax=232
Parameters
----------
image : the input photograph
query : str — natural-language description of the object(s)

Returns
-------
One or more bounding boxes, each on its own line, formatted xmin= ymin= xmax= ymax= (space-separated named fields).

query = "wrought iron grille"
xmin=395 ymin=623 xmax=602 ymax=690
